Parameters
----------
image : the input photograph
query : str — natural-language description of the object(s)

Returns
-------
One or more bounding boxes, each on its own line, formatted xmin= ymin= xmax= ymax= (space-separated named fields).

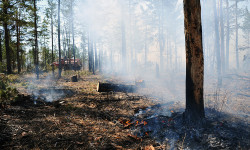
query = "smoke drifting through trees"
xmin=0 ymin=0 xmax=249 ymax=108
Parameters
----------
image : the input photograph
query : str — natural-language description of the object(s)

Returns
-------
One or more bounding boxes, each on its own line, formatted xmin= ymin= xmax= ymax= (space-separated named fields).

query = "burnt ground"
xmin=0 ymin=71 xmax=249 ymax=149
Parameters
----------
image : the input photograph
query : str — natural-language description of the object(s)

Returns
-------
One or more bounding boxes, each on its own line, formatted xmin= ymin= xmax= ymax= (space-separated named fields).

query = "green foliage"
xmin=7 ymin=74 xmax=19 ymax=83
xmin=0 ymin=75 xmax=19 ymax=108
xmin=0 ymin=62 xmax=4 ymax=73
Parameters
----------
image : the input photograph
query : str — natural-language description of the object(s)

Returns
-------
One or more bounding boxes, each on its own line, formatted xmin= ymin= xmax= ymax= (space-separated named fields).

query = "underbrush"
xmin=0 ymin=74 xmax=19 ymax=108
xmin=205 ymin=87 xmax=230 ymax=113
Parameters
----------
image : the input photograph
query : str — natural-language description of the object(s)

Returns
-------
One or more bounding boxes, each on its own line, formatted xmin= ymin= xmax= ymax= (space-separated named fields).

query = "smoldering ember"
xmin=0 ymin=0 xmax=249 ymax=149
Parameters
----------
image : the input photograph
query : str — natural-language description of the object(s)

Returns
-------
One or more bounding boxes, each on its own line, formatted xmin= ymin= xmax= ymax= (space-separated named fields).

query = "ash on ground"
xmin=129 ymin=104 xmax=250 ymax=150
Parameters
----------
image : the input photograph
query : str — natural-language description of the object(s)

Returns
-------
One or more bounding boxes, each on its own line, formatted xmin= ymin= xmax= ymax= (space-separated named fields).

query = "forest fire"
xmin=0 ymin=0 xmax=249 ymax=149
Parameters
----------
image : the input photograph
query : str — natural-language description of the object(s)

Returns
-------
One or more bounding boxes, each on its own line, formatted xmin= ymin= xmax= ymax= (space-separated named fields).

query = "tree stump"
xmin=71 ymin=75 xmax=78 ymax=82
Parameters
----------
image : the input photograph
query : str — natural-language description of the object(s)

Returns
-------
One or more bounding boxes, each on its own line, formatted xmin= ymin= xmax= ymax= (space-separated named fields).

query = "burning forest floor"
xmin=0 ymin=71 xmax=249 ymax=149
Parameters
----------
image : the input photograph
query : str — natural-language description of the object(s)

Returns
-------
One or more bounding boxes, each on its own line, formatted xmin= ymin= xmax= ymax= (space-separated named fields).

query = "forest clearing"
xmin=0 ymin=0 xmax=250 ymax=149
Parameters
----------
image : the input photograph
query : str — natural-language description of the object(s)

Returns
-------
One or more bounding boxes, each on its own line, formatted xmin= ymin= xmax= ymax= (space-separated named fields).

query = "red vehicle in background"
xmin=52 ymin=58 xmax=82 ymax=70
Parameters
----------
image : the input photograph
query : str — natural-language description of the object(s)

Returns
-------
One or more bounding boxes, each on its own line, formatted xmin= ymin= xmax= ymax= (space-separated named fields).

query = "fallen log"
xmin=97 ymin=82 xmax=136 ymax=93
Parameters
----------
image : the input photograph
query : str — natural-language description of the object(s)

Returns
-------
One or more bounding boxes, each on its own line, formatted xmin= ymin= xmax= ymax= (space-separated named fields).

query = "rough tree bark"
xmin=3 ymin=0 xmax=12 ymax=74
xmin=183 ymin=0 xmax=205 ymax=125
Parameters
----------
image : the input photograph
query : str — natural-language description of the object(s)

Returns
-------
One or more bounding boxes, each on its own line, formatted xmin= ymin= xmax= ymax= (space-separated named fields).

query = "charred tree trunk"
xmin=3 ymin=0 xmax=12 ymax=74
xmin=58 ymin=0 xmax=62 ymax=78
xmin=225 ymin=0 xmax=230 ymax=71
xmin=34 ymin=0 xmax=39 ymax=79
xmin=220 ymin=0 xmax=225 ymax=74
xmin=183 ymin=0 xmax=205 ymax=125
xmin=213 ymin=0 xmax=222 ymax=86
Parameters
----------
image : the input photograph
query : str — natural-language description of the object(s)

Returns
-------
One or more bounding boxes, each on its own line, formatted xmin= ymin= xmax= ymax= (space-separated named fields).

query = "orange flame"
xmin=144 ymin=121 xmax=147 ymax=126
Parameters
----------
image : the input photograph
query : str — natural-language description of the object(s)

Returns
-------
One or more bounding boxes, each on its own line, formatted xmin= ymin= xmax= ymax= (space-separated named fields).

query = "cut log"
xmin=97 ymin=82 xmax=136 ymax=93
xmin=71 ymin=75 xmax=78 ymax=82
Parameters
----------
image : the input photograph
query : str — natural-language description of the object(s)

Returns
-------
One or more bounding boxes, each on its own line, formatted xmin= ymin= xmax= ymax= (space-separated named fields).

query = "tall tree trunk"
xmin=66 ymin=30 xmax=71 ymax=69
xmin=225 ymin=0 xmax=230 ymax=71
xmin=34 ymin=0 xmax=39 ymax=79
xmin=99 ymin=44 xmax=102 ymax=73
xmin=94 ymin=38 xmax=98 ymax=71
xmin=121 ymin=3 xmax=127 ymax=73
xmin=91 ymin=36 xmax=95 ymax=74
xmin=174 ymin=31 xmax=178 ymax=72
xmin=68 ymin=30 xmax=72 ymax=70
xmin=58 ymin=0 xmax=62 ymax=78
xmin=220 ymin=0 xmax=225 ymax=74
xmin=235 ymin=0 xmax=239 ymax=69
xmin=159 ymin=0 xmax=164 ymax=72
xmin=44 ymin=36 xmax=47 ymax=70
xmin=3 ymin=0 xmax=12 ymax=74
xmin=129 ymin=0 xmax=133 ymax=72
xmin=144 ymin=25 xmax=148 ymax=66
xmin=213 ymin=0 xmax=222 ymax=86
xmin=71 ymin=1 xmax=76 ymax=71
xmin=16 ymin=11 xmax=21 ymax=74
xmin=88 ymin=30 xmax=92 ymax=72
xmin=183 ymin=0 xmax=205 ymax=125
xmin=0 ymin=31 xmax=2 ymax=63
xmin=51 ymin=11 xmax=54 ymax=77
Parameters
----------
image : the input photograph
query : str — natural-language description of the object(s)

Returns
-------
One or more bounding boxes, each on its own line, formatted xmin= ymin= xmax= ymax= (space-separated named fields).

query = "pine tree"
xmin=58 ymin=0 xmax=62 ymax=78
xmin=183 ymin=0 xmax=205 ymax=125
xmin=2 ymin=0 xmax=12 ymax=74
